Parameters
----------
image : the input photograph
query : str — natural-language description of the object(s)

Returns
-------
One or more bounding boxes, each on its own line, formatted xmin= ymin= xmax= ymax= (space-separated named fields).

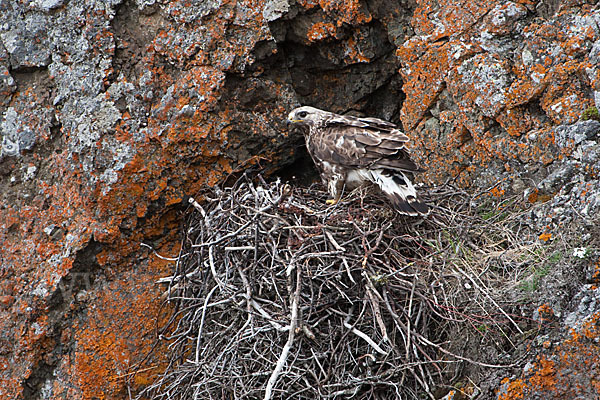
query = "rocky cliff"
xmin=1 ymin=0 xmax=599 ymax=399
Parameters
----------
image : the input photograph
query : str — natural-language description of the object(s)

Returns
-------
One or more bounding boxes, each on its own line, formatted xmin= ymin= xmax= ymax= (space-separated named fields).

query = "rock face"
xmin=0 ymin=0 xmax=599 ymax=398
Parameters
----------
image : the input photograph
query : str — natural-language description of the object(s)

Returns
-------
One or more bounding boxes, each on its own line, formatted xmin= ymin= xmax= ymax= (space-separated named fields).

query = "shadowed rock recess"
xmin=0 ymin=0 xmax=599 ymax=399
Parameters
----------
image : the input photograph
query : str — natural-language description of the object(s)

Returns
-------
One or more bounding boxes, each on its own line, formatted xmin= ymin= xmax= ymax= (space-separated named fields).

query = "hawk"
xmin=287 ymin=106 xmax=429 ymax=216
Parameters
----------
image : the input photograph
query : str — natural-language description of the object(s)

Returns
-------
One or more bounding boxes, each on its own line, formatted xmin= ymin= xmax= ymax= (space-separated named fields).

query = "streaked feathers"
xmin=287 ymin=106 xmax=429 ymax=216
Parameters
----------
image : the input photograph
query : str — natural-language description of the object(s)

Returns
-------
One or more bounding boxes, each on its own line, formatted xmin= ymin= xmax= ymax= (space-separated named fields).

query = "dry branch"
xmin=137 ymin=175 xmax=542 ymax=400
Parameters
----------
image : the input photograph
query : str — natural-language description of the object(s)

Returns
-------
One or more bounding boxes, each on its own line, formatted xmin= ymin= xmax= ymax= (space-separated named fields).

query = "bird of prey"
xmin=287 ymin=106 xmax=429 ymax=216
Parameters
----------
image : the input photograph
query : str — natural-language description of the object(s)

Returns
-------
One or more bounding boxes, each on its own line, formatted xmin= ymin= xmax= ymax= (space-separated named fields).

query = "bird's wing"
xmin=308 ymin=116 xmax=418 ymax=172
xmin=305 ymin=112 xmax=428 ymax=216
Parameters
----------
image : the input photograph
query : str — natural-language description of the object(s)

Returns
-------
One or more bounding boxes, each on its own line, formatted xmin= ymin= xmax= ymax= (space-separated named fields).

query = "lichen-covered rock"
xmin=1 ymin=90 xmax=55 ymax=159
xmin=0 ymin=0 xmax=295 ymax=398
xmin=493 ymin=118 xmax=600 ymax=399
xmin=554 ymin=119 xmax=600 ymax=149
xmin=1 ymin=0 xmax=600 ymax=398
xmin=497 ymin=285 xmax=600 ymax=400
xmin=399 ymin=0 xmax=598 ymax=189
xmin=527 ymin=120 xmax=600 ymax=231
xmin=0 ymin=12 xmax=52 ymax=69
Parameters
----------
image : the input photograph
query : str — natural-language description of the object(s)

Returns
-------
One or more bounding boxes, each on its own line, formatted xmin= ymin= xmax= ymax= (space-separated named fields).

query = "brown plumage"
xmin=287 ymin=106 xmax=429 ymax=216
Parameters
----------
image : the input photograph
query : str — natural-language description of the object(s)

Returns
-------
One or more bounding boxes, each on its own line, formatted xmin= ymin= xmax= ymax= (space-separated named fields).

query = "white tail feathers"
xmin=348 ymin=168 xmax=429 ymax=216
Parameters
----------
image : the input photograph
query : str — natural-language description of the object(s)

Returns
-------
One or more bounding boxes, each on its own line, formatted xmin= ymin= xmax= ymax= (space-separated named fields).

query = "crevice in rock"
xmin=263 ymin=10 xmax=398 ymax=108
xmin=0 ymin=117 xmax=62 ymax=212
xmin=357 ymin=73 xmax=404 ymax=123
xmin=272 ymin=142 xmax=319 ymax=186
xmin=459 ymin=125 xmax=474 ymax=147
xmin=22 ymin=240 xmax=104 ymax=400
xmin=111 ymin=0 xmax=164 ymax=84
xmin=23 ymin=360 xmax=55 ymax=400
xmin=8 ymin=68 xmax=54 ymax=104
xmin=7 ymin=64 xmax=49 ymax=75
xmin=527 ymin=96 xmax=549 ymax=124
xmin=240 ymin=10 xmax=403 ymax=180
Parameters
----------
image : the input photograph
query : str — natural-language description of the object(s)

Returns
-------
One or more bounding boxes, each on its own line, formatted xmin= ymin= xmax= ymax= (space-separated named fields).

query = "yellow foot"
xmin=326 ymin=199 xmax=339 ymax=205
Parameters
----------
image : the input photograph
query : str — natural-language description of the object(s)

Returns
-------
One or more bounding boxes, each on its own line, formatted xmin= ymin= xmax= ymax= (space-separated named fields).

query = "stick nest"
xmin=139 ymin=175 xmax=539 ymax=400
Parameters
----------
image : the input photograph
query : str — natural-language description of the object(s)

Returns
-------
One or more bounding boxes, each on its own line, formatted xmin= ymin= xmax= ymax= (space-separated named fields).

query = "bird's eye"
xmin=297 ymin=111 xmax=308 ymax=118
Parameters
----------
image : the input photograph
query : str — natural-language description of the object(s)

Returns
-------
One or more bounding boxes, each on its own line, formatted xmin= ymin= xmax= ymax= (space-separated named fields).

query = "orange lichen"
xmin=499 ymin=376 xmax=526 ymax=400
xmin=590 ymin=259 xmax=600 ymax=283
xmin=411 ymin=0 xmax=500 ymax=39
xmin=539 ymin=233 xmax=552 ymax=242
xmin=307 ymin=22 xmax=337 ymax=42
xmin=318 ymin=0 xmax=372 ymax=26
xmin=489 ymin=187 xmax=505 ymax=197
xmin=398 ymin=39 xmax=449 ymax=130
xmin=70 ymin=243 xmax=174 ymax=399
xmin=344 ymin=35 xmax=370 ymax=63
xmin=500 ymin=308 xmax=600 ymax=399
xmin=537 ymin=304 xmax=555 ymax=324
xmin=397 ymin=2 xmax=598 ymax=187
xmin=528 ymin=357 xmax=557 ymax=392
xmin=297 ymin=0 xmax=319 ymax=9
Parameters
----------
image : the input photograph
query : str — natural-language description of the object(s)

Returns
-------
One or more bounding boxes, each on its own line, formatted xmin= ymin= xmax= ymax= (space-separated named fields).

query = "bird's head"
xmin=287 ymin=106 xmax=327 ymax=131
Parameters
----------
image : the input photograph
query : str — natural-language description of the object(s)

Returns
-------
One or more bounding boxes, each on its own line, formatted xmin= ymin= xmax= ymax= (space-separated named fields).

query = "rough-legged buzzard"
xmin=287 ymin=106 xmax=428 ymax=216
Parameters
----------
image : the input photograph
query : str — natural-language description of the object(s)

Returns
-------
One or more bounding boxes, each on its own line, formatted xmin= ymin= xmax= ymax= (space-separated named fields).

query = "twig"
xmin=343 ymin=320 xmax=388 ymax=356
xmin=363 ymin=272 xmax=388 ymax=342
xmin=188 ymin=196 xmax=207 ymax=217
xmin=137 ymin=176 xmax=541 ymax=400
xmin=264 ymin=265 xmax=302 ymax=400
xmin=195 ymin=285 xmax=218 ymax=364
xmin=237 ymin=265 xmax=255 ymax=334
xmin=251 ymin=299 xmax=288 ymax=332
xmin=453 ymin=264 xmax=524 ymax=335
xmin=140 ymin=242 xmax=179 ymax=261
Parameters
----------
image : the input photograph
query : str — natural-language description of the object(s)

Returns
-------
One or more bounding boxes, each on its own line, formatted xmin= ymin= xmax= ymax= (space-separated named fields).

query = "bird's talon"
xmin=326 ymin=199 xmax=338 ymax=205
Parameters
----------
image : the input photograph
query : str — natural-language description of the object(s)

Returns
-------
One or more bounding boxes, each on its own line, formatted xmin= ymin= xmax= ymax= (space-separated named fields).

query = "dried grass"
xmin=136 ymin=175 xmax=550 ymax=400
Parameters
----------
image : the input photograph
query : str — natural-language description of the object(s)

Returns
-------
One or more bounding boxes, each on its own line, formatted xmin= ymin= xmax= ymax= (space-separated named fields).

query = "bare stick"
xmin=137 ymin=177 xmax=543 ymax=400
xmin=453 ymin=264 xmax=524 ymax=335
xmin=363 ymin=272 xmax=388 ymax=342
xmin=237 ymin=266 xmax=255 ymax=334
xmin=251 ymin=299 xmax=288 ymax=332
xmin=188 ymin=196 xmax=207 ymax=217
xmin=195 ymin=285 xmax=218 ymax=364
xmin=264 ymin=265 xmax=301 ymax=400
xmin=342 ymin=321 xmax=387 ymax=356
xmin=140 ymin=242 xmax=179 ymax=261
